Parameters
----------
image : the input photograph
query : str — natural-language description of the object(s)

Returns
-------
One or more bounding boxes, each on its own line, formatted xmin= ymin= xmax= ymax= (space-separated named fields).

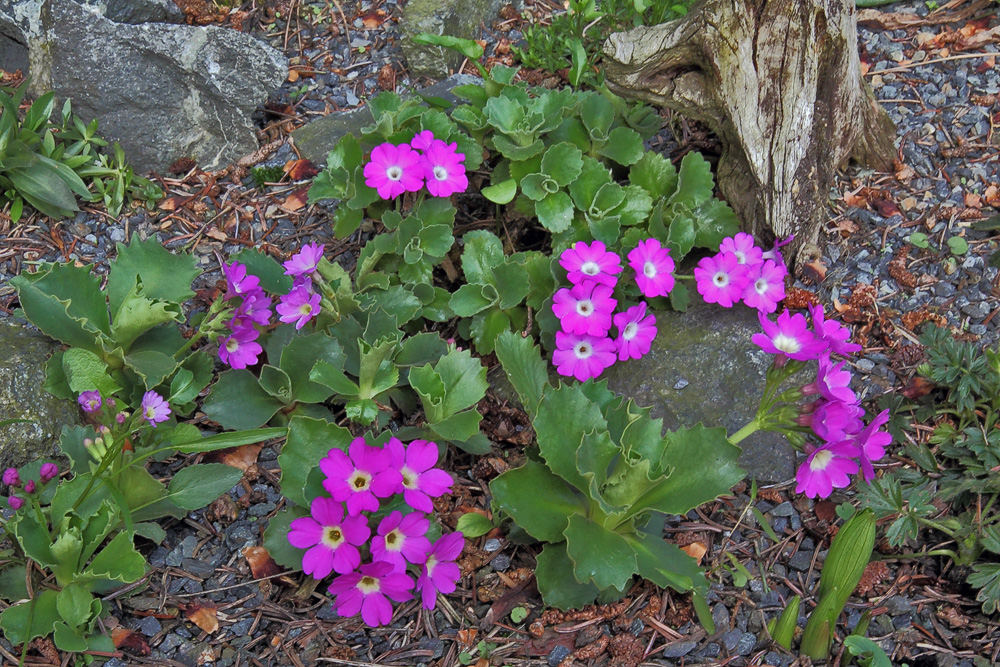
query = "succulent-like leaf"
xmin=564 ymin=514 xmax=637 ymax=591
xmin=535 ymin=542 xmax=600 ymax=610
xmin=490 ymin=459 xmax=587 ymax=542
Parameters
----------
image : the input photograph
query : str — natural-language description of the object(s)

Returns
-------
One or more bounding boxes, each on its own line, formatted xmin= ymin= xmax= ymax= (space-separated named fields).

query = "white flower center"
xmin=401 ymin=467 xmax=418 ymax=490
xmin=734 ymin=251 xmax=746 ymax=264
xmin=225 ymin=338 xmax=240 ymax=353
xmin=357 ymin=576 xmax=380 ymax=594
xmin=573 ymin=342 xmax=593 ymax=360
xmin=772 ymin=333 xmax=801 ymax=354
xmin=810 ymin=449 xmax=834 ymax=471
xmin=145 ymin=406 xmax=157 ymax=420
xmin=425 ymin=555 xmax=438 ymax=578
xmin=349 ymin=470 xmax=372 ymax=491
xmin=623 ymin=322 xmax=638 ymax=341
xmin=433 ymin=165 xmax=449 ymax=181
xmin=643 ymin=262 xmax=657 ymax=278
xmin=713 ymin=272 xmax=728 ymax=287
xmin=754 ymin=278 xmax=768 ymax=295
xmin=298 ymin=302 xmax=314 ymax=316
xmin=386 ymin=166 xmax=403 ymax=181
xmin=321 ymin=526 xmax=344 ymax=549
xmin=384 ymin=528 xmax=405 ymax=552
xmin=580 ymin=261 xmax=600 ymax=276
xmin=575 ymin=299 xmax=593 ymax=317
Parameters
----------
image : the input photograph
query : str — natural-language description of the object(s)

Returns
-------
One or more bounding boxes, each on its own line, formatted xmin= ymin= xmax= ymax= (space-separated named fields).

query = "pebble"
xmin=736 ymin=632 xmax=757 ymax=655
xmin=771 ymin=501 xmax=794 ymax=517
xmin=661 ymin=640 xmax=697 ymax=658
xmin=138 ymin=616 xmax=162 ymax=636
xmin=711 ymin=602 xmax=730 ymax=631
xmin=490 ymin=553 xmax=511 ymax=571
xmin=722 ymin=629 xmax=742 ymax=651
xmin=546 ymin=645 xmax=571 ymax=666
xmin=788 ymin=551 xmax=813 ymax=571
xmin=884 ymin=595 xmax=915 ymax=616
xmin=483 ymin=538 xmax=502 ymax=553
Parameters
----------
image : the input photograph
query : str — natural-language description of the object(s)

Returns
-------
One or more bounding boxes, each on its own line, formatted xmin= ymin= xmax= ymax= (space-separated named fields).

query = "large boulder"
xmin=0 ymin=0 xmax=287 ymax=173
xmin=0 ymin=320 xmax=80 ymax=470
xmin=400 ymin=0 xmax=508 ymax=79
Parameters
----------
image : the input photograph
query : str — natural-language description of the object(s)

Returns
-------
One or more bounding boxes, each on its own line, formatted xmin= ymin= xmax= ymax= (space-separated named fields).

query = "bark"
xmin=603 ymin=0 xmax=896 ymax=263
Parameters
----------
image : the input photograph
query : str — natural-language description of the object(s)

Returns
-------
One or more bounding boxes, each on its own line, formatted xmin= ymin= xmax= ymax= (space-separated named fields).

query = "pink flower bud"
xmin=39 ymin=463 xmax=59 ymax=483
xmin=115 ymin=412 xmax=128 ymax=425
xmin=23 ymin=480 xmax=36 ymax=494
xmin=2 ymin=468 xmax=19 ymax=487
xmin=8 ymin=495 xmax=24 ymax=510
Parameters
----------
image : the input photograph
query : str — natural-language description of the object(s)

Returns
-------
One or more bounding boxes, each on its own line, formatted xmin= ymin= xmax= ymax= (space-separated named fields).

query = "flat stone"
xmin=602 ymin=301 xmax=797 ymax=482
xmin=399 ymin=0 xmax=506 ymax=79
xmin=661 ymin=640 xmax=697 ymax=658
xmin=0 ymin=320 xmax=81 ymax=470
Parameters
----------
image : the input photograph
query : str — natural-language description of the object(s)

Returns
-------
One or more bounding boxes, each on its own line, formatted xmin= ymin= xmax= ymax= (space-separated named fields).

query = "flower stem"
xmin=729 ymin=419 xmax=759 ymax=445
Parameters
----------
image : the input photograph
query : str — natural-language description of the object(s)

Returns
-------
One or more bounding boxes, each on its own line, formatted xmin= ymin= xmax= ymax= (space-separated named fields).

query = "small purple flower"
xmin=802 ymin=355 xmax=857 ymax=404
xmin=320 ymin=438 xmax=403 ymax=515
xmin=386 ymin=438 xmax=454 ymax=514
xmin=613 ymin=302 xmax=657 ymax=361
xmin=371 ymin=511 xmax=432 ymax=573
xmin=277 ymin=286 xmax=322 ymax=330
xmin=8 ymin=495 xmax=24 ymax=511
xmin=795 ymin=441 xmax=860 ymax=499
xmin=809 ymin=304 xmax=862 ymax=356
xmin=741 ymin=259 xmax=787 ymax=314
xmin=327 ymin=561 xmax=414 ymax=627
xmin=3 ymin=468 xmax=20 ymax=487
xmin=854 ymin=409 xmax=892 ymax=483
xmin=283 ymin=243 xmax=325 ymax=277
xmin=223 ymin=261 xmax=261 ymax=301
xmin=551 ymin=280 xmax=617 ymax=337
xmin=115 ymin=412 xmax=128 ymax=425
xmin=219 ymin=325 xmax=263 ymax=370
xmin=752 ymin=310 xmax=828 ymax=361
xmin=288 ymin=496 xmax=371 ymax=579
xmin=39 ymin=463 xmax=58 ymax=484
xmin=78 ymin=391 xmax=102 ymax=413
xmin=694 ymin=252 xmax=751 ymax=308
xmin=559 ymin=241 xmax=622 ymax=287
xmin=417 ymin=532 xmax=464 ymax=610
xmin=799 ymin=398 xmax=864 ymax=443
xmin=552 ymin=332 xmax=617 ymax=382
xmin=719 ymin=233 xmax=764 ymax=268
xmin=141 ymin=391 xmax=171 ymax=427
xmin=235 ymin=290 xmax=272 ymax=326
xmin=628 ymin=239 xmax=675 ymax=298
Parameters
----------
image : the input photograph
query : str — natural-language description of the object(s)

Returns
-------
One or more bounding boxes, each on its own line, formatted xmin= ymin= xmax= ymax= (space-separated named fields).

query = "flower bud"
xmin=115 ymin=411 xmax=128 ymax=425
xmin=2 ymin=468 xmax=20 ymax=487
xmin=24 ymin=480 xmax=36 ymax=494
xmin=39 ymin=463 xmax=59 ymax=483
xmin=8 ymin=495 xmax=24 ymax=510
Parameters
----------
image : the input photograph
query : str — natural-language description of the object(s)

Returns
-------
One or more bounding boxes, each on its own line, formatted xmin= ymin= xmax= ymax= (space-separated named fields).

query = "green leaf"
xmin=107 ymin=238 xmax=198 ymax=315
xmin=482 ymin=179 xmax=517 ymax=204
xmin=263 ymin=507 xmax=309 ymax=570
xmin=449 ymin=283 xmax=495 ymax=317
xmin=435 ymin=347 xmax=488 ymax=415
xmin=485 ymin=95 xmax=525 ymax=135
xmin=469 ymin=308 xmax=513 ymax=354
xmin=969 ymin=563 xmax=1000 ymax=615
xmin=769 ymin=595 xmax=801 ymax=649
xmin=126 ymin=350 xmax=179 ymax=390
xmin=111 ymin=283 xmax=181 ymax=352
xmin=541 ymin=143 xmax=584 ymax=187
xmin=310 ymin=359 xmax=360 ymax=396
xmin=84 ymin=532 xmax=146 ymax=584
xmin=627 ymin=531 xmax=701 ymax=592
xmin=56 ymin=584 xmax=94 ymax=629
xmin=568 ymin=38 xmax=588 ymax=88
xmin=0 ymin=564 xmax=29 ymax=602
xmin=494 ymin=330 xmax=550 ymax=417
xmin=53 ymin=621 xmax=88 ymax=652
xmin=9 ymin=512 xmax=57 ymax=569
xmin=166 ymin=463 xmax=244 ymax=510
xmin=259 ymin=364 xmax=293 ymax=401
xmin=167 ymin=426 xmax=286 ymax=454
xmin=233 ymin=248 xmax=293 ymax=295
xmin=280 ymin=416 xmax=353 ymax=507
xmin=429 ymin=410 xmax=483 ymax=443
xmin=565 ymin=515 xmax=637 ymax=591
xmin=535 ymin=542 xmax=599 ymax=610
xmin=456 ymin=513 xmax=494 ymax=538
xmin=11 ymin=263 xmax=110 ymax=353
xmin=411 ymin=32 xmax=485 ymax=60
xmin=533 ymin=384 xmax=608 ymax=493
xmin=460 ymin=230 xmax=505 ymax=284
xmin=668 ymin=152 xmax=714 ymax=209
xmin=490 ymin=459 xmax=587 ymax=543
xmin=596 ymin=127 xmax=644 ymax=166
xmin=569 ymin=156 xmax=612 ymax=211
xmin=202 ymin=369 xmax=283 ymax=430
xmin=535 ymin=191 xmax=575 ymax=233
xmin=280 ymin=332 xmax=346 ymax=403
xmin=0 ymin=590 xmax=60 ymax=645
xmin=8 ymin=163 xmax=79 ymax=216
xmin=133 ymin=522 xmax=167 ymax=544
xmin=666 ymin=213 xmax=696 ymax=257
xmin=580 ymin=93 xmax=614 ymax=139
xmin=947 ymin=235 xmax=969 ymax=255
xmin=118 ymin=466 xmax=178 ymax=522
xmin=692 ymin=199 xmax=740 ymax=250
xmin=670 ymin=281 xmax=690 ymax=311
xmin=629 ymin=151 xmax=678 ymax=199
xmin=62 ymin=347 xmax=120 ymax=396
xmin=519 ymin=173 xmax=550 ymax=201
xmin=843 ymin=636 xmax=893 ymax=667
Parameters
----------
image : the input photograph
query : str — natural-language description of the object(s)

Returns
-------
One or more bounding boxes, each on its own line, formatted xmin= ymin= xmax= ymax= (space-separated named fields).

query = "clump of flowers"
xmin=217 ymin=260 xmax=273 ymax=370
xmin=363 ymin=131 xmax=468 ymax=201
xmin=288 ymin=435 xmax=465 ymax=627
xmin=694 ymin=232 xmax=789 ymax=313
xmin=3 ymin=462 xmax=58 ymax=511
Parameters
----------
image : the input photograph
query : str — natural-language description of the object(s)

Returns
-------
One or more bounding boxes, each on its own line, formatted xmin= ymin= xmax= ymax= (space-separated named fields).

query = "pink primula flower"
xmin=628 ymin=239 xmax=675 ymax=298
xmin=551 ymin=280 xmax=616 ymax=337
xmin=222 ymin=261 xmax=261 ymax=301
xmin=363 ymin=143 xmax=424 ymax=200
xmin=801 ymin=398 xmax=865 ymax=443
xmin=854 ymin=409 xmax=892 ymax=483
xmin=558 ymin=241 xmax=622 ymax=287
xmin=234 ymin=291 xmax=272 ymax=326
xmin=283 ymin=242 xmax=325 ymax=276
xmin=410 ymin=130 xmax=436 ymax=151
xmin=277 ymin=286 xmax=321 ymax=330
xmin=141 ymin=391 xmax=171 ymax=427
xmin=417 ymin=532 xmax=464 ymax=610
xmin=694 ymin=251 xmax=750 ymax=308
xmin=386 ymin=438 xmax=453 ymax=513
xmin=802 ymin=354 xmax=857 ymax=404
xmin=288 ymin=496 xmax=370 ymax=579
xmin=78 ymin=391 xmax=102 ymax=413
xmin=752 ymin=310 xmax=828 ymax=361
xmin=552 ymin=332 xmax=617 ymax=382
xmin=327 ymin=561 xmax=414 ymax=627
xmin=371 ymin=511 xmax=432 ymax=573
xmin=809 ymin=304 xmax=862 ymax=356
xmin=613 ymin=302 xmax=657 ymax=361
xmin=795 ymin=441 xmax=860 ymax=499
xmin=218 ymin=325 xmax=263 ymax=370
xmin=719 ymin=232 xmax=763 ymax=268
xmin=421 ymin=141 xmax=468 ymax=198
xmin=741 ymin=259 xmax=787 ymax=314
xmin=321 ymin=438 xmax=402 ymax=515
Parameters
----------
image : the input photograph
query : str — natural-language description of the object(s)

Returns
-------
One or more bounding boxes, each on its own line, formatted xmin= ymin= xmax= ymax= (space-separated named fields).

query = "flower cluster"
xmin=218 ymin=261 xmax=272 ymax=370
xmin=276 ymin=242 xmax=324 ymax=331
xmin=363 ymin=131 xmax=468 ymax=200
xmin=752 ymin=305 xmax=889 ymax=499
xmin=694 ymin=233 xmax=789 ymax=313
xmin=551 ymin=239 xmax=673 ymax=382
xmin=4 ymin=463 xmax=58 ymax=510
xmin=288 ymin=436 xmax=463 ymax=627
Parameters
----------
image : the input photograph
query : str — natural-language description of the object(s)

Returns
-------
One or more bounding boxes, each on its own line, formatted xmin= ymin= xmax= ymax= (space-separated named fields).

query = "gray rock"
xmin=138 ymin=615 xmax=162 ymax=637
xmin=737 ymin=632 xmax=757 ymax=655
xmin=84 ymin=0 xmax=185 ymax=23
xmin=546 ymin=644 xmax=571 ymax=666
xmin=770 ymin=501 xmax=794 ymax=517
xmin=602 ymin=301 xmax=797 ymax=482
xmin=291 ymin=74 xmax=481 ymax=166
xmin=788 ymin=550 xmax=813 ymax=571
xmin=0 ymin=320 xmax=81 ymax=470
xmin=661 ymin=640 xmax=697 ymax=658
xmin=400 ymin=0 xmax=505 ymax=79
xmin=884 ymin=595 xmax=914 ymax=616
xmin=1 ymin=0 xmax=287 ymax=173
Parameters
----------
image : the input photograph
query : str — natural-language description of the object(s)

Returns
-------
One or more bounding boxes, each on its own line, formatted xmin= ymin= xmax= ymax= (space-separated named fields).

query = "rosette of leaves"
xmin=490 ymin=332 xmax=745 ymax=610
xmin=359 ymin=198 xmax=456 ymax=286
xmin=10 ymin=238 xmax=212 ymax=414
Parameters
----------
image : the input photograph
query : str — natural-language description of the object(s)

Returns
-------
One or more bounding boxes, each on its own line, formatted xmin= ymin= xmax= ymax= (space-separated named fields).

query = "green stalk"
xmin=729 ymin=419 xmax=759 ymax=445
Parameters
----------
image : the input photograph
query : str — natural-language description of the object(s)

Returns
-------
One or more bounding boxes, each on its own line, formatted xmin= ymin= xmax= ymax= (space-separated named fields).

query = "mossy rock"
xmin=400 ymin=0 xmax=507 ymax=79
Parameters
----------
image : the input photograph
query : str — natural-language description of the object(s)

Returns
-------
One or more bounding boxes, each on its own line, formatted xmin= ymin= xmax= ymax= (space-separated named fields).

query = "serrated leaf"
xmin=629 ymin=151 xmax=678 ymax=199
xmin=536 ymin=191 xmax=575 ymax=233
xmin=279 ymin=416 xmax=352 ymax=506
xmin=665 ymin=213 xmax=696 ymax=257
xmin=565 ymin=515 xmax=637 ymax=591
xmin=541 ymin=142 xmax=584 ymax=187
xmin=111 ymin=282 xmax=181 ymax=352
xmin=84 ymin=532 xmax=146 ymax=583
xmin=107 ymin=238 xmax=198 ymax=315
xmin=11 ymin=263 xmax=110 ymax=353
xmin=535 ymin=542 xmax=599 ymax=610
xmin=668 ymin=152 xmax=715 ymax=209
xmin=0 ymin=590 xmax=60 ymax=645
xmin=460 ymin=230 xmax=505 ymax=284
xmin=280 ymin=332 xmax=346 ymax=403
xmin=533 ymin=384 xmax=608 ymax=493
xmin=692 ymin=199 xmax=740 ymax=250
xmin=62 ymin=347 xmax=121 ymax=396
xmin=969 ymin=563 xmax=1000 ymax=615
xmin=490 ymin=459 xmax=587 ymax=542
xmin=494 ymin=330 xmax=550 ymax=417
xmin=596 ymin=127 xmax=644 ymax=166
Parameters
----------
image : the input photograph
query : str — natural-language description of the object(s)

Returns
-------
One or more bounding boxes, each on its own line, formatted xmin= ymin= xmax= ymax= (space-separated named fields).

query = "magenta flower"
xmin=417 ymin=532 xmax=464 ymax=610
xmin=795 ymin=441 xmax=860 ymax=499
xmin=809 ymin=304 xmax=862 ymax=356
xmin=613 ymin=302 xmax=657 ymax=361
xmin=719 ymin=233 xmax=763 ymax=268
xmin=141 ymin=391 xmax=171 ymax=427
xmin=552 ymin=331 xmax=617 ymax=382
xmin=288 ymin=496 xmax=370 ymax=579
xmin=277 ymin=286 xmax=322 ymax=330
xmin=8 ymin=495 xmax=23 ymax=511
xmin=222 ymin=261 xmax=261 ymax=301
xmin=802 ymin=355 xmax=857 ymax=404
xmin=552 ymin=280 xmax=616 ymax=337
xmin=320 ymin=438 xmax=402 ymax=515
xmin=23 ymin=480 xmax=35 ymax=494
xmin=854 ymin=409 xmax=892 ymax=483
xmin=283 ymin=242 xmax=325 ymax=277
xmin=753 ymin=310 xmax=828 ymax=361
xmin=39 ymin=463 xmax=58 ymax=484
xmin=363 ymin=143 xmax=424 ymax=200
xmin=559 ymin=241 xmax=622 ymax=287
xmin=234 ymin=291 xmax=272 ymax=327
xmin=421 ymin=141 xmax=468 ymax=198
xmin=694 ymin=252 xmax=750 ymax=308
xmin=78 ymin=391 xmax=102 ymax=413
xmin=218 ymin=325 xmax=263 ymax=370
xmin=628 ymin=239 xmax=675 ymax=298
xmin=741 ymin=260 xmax=787 ymax=314
xmin=386 ymin=438 xmax=453 ymax=513
xmin=2 ymin=468 xmax=19 ymax=487
xmin=371 ymin=511 xmax=432 ymax=572
xmin=761 ymin=235 xmax=794 ymax=264
xmin=410 ymin=130 xmax=436 ymax=151
xmin=327 ymin=561 xmax=414 ymax=627
xmin=800 ymin=398 xmax=864 ymax=443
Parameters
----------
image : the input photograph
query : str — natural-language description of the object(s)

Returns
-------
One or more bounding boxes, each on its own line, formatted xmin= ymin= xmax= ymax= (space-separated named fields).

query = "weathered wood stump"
xmin=603 ymin=0 xmax=896 ymax=262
